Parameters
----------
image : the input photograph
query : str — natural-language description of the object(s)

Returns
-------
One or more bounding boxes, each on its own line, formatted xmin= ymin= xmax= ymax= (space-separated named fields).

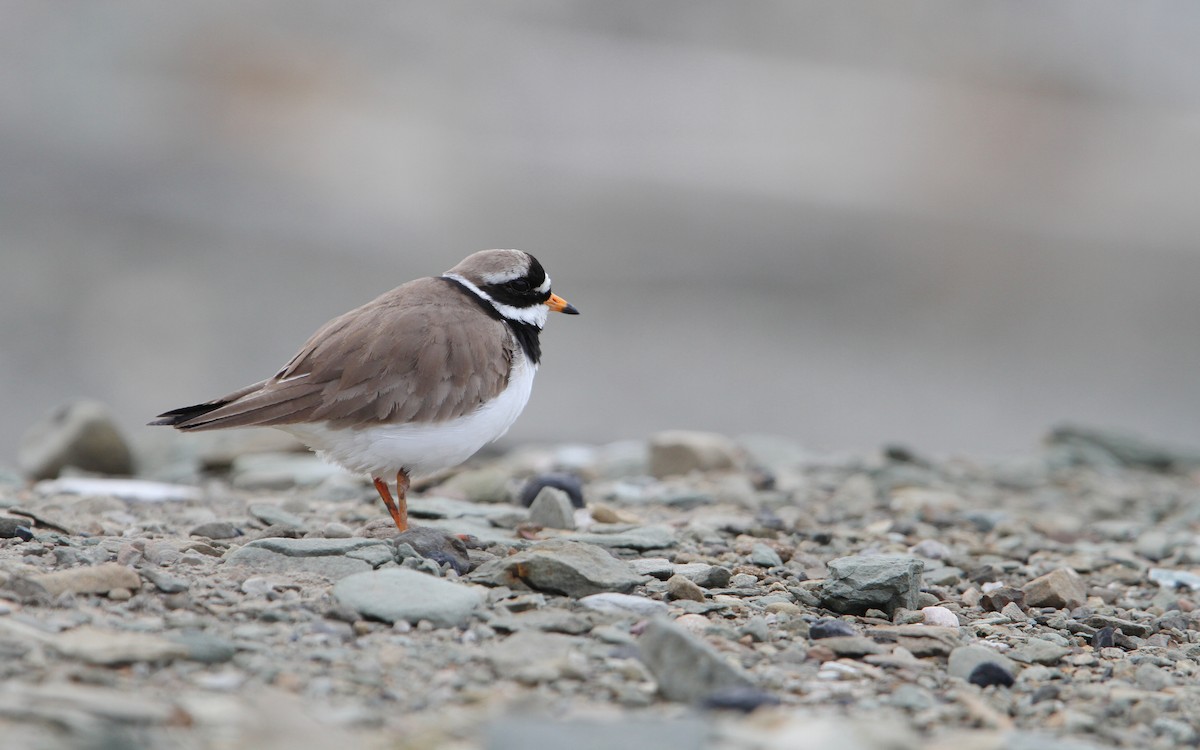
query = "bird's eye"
xmin=509 ymin=279 xmax=531 ymax=292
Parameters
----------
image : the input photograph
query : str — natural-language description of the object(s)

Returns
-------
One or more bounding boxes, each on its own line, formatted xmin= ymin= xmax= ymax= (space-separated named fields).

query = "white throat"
xmin=443 ymin=273 xmax=550 ymax=328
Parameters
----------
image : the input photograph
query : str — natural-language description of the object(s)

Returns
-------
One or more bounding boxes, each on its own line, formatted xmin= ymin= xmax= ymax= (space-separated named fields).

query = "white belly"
xmin=281 ymin=357 xmax=536 ymax=479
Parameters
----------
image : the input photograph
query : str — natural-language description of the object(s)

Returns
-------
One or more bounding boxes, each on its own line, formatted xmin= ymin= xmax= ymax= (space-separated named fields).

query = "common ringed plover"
xmin=151 ymin=249 xmax=578 ymax=531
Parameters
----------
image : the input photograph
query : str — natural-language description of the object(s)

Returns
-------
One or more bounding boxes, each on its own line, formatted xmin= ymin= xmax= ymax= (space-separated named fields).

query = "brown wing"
xmin=153 ymin=278 xmax=514 ymax=430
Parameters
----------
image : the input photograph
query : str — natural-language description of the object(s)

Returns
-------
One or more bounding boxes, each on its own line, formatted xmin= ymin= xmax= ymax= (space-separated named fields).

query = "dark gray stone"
xmin=819 ymin=555 xmax=925 ymax=616
xmin=394 ymin=527 xmax=470 ymax=575
xmin=519 ymin=474 xmax=585 ymax=508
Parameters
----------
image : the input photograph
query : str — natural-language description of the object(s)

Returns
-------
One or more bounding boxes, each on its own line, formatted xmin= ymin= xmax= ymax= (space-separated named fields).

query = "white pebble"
xmin=921 ymin=606 xmax=959 ymax=627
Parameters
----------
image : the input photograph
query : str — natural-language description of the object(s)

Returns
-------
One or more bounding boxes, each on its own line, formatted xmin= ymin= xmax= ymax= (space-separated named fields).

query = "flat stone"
xmin=224 ymin=545 xmax=371 ymax=580
xmin=333 ymin=568 xmax=484 ymax=627
xmin=240 ymin=537 xmax=389 ymax=558
xmin=470 ymin=540 xmax=646 ymax=597
xmin=637 ymin=619 xmax=754 ymax=703
xmin=819 ymin=555 xmax=925 ymax=615
xmin=528 ymin=487 xmax=577 ymax=530
xmin=53 ymin=626 xmax=188 ymax=665
xmin=18 ymin=400 xmax=134 ymax=480
xmin=189 ymin=521 xmax=243 ymax=539
xmin=565 ymin=526 xmax=677 ymax=551
xmin=578 ymin=592 xmax=669 ymax=618
xmin=648 ymin=430 xmax=742 ymax=478
xmin=631 ymin=558 xmax=675 ymax=579
xmin=31 ymin=563 xmax=141 ymax=596
xmin=1022 ymin=568 xmax=1087 ymax=610
xmin=1011 ymin=638 xmax=1071 ymax=665
xmin=247 ymin=503 xmax=307 ymax=529
xmin=816 ymin=636 xmax=886 ymax=658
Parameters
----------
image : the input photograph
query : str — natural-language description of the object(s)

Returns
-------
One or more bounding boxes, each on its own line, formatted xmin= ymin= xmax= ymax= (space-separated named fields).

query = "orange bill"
xmin=545 ymin=293 xmax=580 ymax=315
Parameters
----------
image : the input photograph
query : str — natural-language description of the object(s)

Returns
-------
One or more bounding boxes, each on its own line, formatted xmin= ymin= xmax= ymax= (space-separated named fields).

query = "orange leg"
xmin=373 ymin=474 xmax=409 ymax=532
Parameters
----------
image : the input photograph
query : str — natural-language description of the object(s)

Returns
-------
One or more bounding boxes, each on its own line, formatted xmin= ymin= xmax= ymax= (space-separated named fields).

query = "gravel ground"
xmin=3 ymin=412 xmax=1200 ymax=750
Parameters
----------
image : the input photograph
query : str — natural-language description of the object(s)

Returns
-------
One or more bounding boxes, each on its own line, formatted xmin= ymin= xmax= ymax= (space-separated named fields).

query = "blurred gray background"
xmin=3 ymin=1 xmax=1199 ymax=463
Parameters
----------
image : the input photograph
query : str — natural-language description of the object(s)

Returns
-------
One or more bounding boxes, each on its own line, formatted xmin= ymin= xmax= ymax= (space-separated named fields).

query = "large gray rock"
xmin=648 ymin=430 xmax=742 ymax=478
xmin=468 ymin=539 xmax=646 ymax=597
xmin=333 ymin=568 xmax=484 ymax=627
xmin=18 ymin=400 xmax=134 ymax=480
xmin=637 ymin=619 xmax=754 ymax=703
xmin=819 ymin=555 xmax=925 ymax=616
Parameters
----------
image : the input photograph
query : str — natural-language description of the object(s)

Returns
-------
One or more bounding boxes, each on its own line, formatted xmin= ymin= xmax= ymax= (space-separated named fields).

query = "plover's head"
xmin=443 ymin=249 xmax=578 ymax=327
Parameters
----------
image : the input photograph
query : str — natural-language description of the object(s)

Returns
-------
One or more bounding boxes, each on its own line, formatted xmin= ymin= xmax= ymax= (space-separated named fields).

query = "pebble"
xmin=519 ymin=474 xmax=585 ymax=508
xmin=1011 ymin=638 xmax=1070 ymax=665
xmin=17 ymin=400 xmax=134 ymax=480
xmin=393 ymin=527 xmax=471 ymax=575
xmin=578 ymin=593 xmax=669 ymax=618
xmin=469 ymin=540 xmax=646 ymax=597
xmin=648 ymin=430 xmax=741 ymax=478
xmin=1022 ymin=567 xmax=1087 ymax=610
xmin=819 ymin=555 xmax=925 ymax=615
xmin=528 ymin=487 xmax=577 ymax=530
xmin=672 ymin=563 xmax=731 ymax=588
xmin=333 ymin=568 xmax=484 ymax=627
xmin=189 ymin=521 xmax=243 ymax=539
xmin=921 ymin=605 xmax=959 ymax=627
xmin=748 ymin=543 xmax=783 ymax=568
xmin=666 ymin=574 xmax=706 ymax=602
xmin=809 ymin=618 xmax=858 ymax=639
xmin=0 ymin=517 xmax=33 ymax=540
xmin=636 ymin=619 xmax=754 ymax=703
xmin=947 ymin=645 xmax=1017 ymax=683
